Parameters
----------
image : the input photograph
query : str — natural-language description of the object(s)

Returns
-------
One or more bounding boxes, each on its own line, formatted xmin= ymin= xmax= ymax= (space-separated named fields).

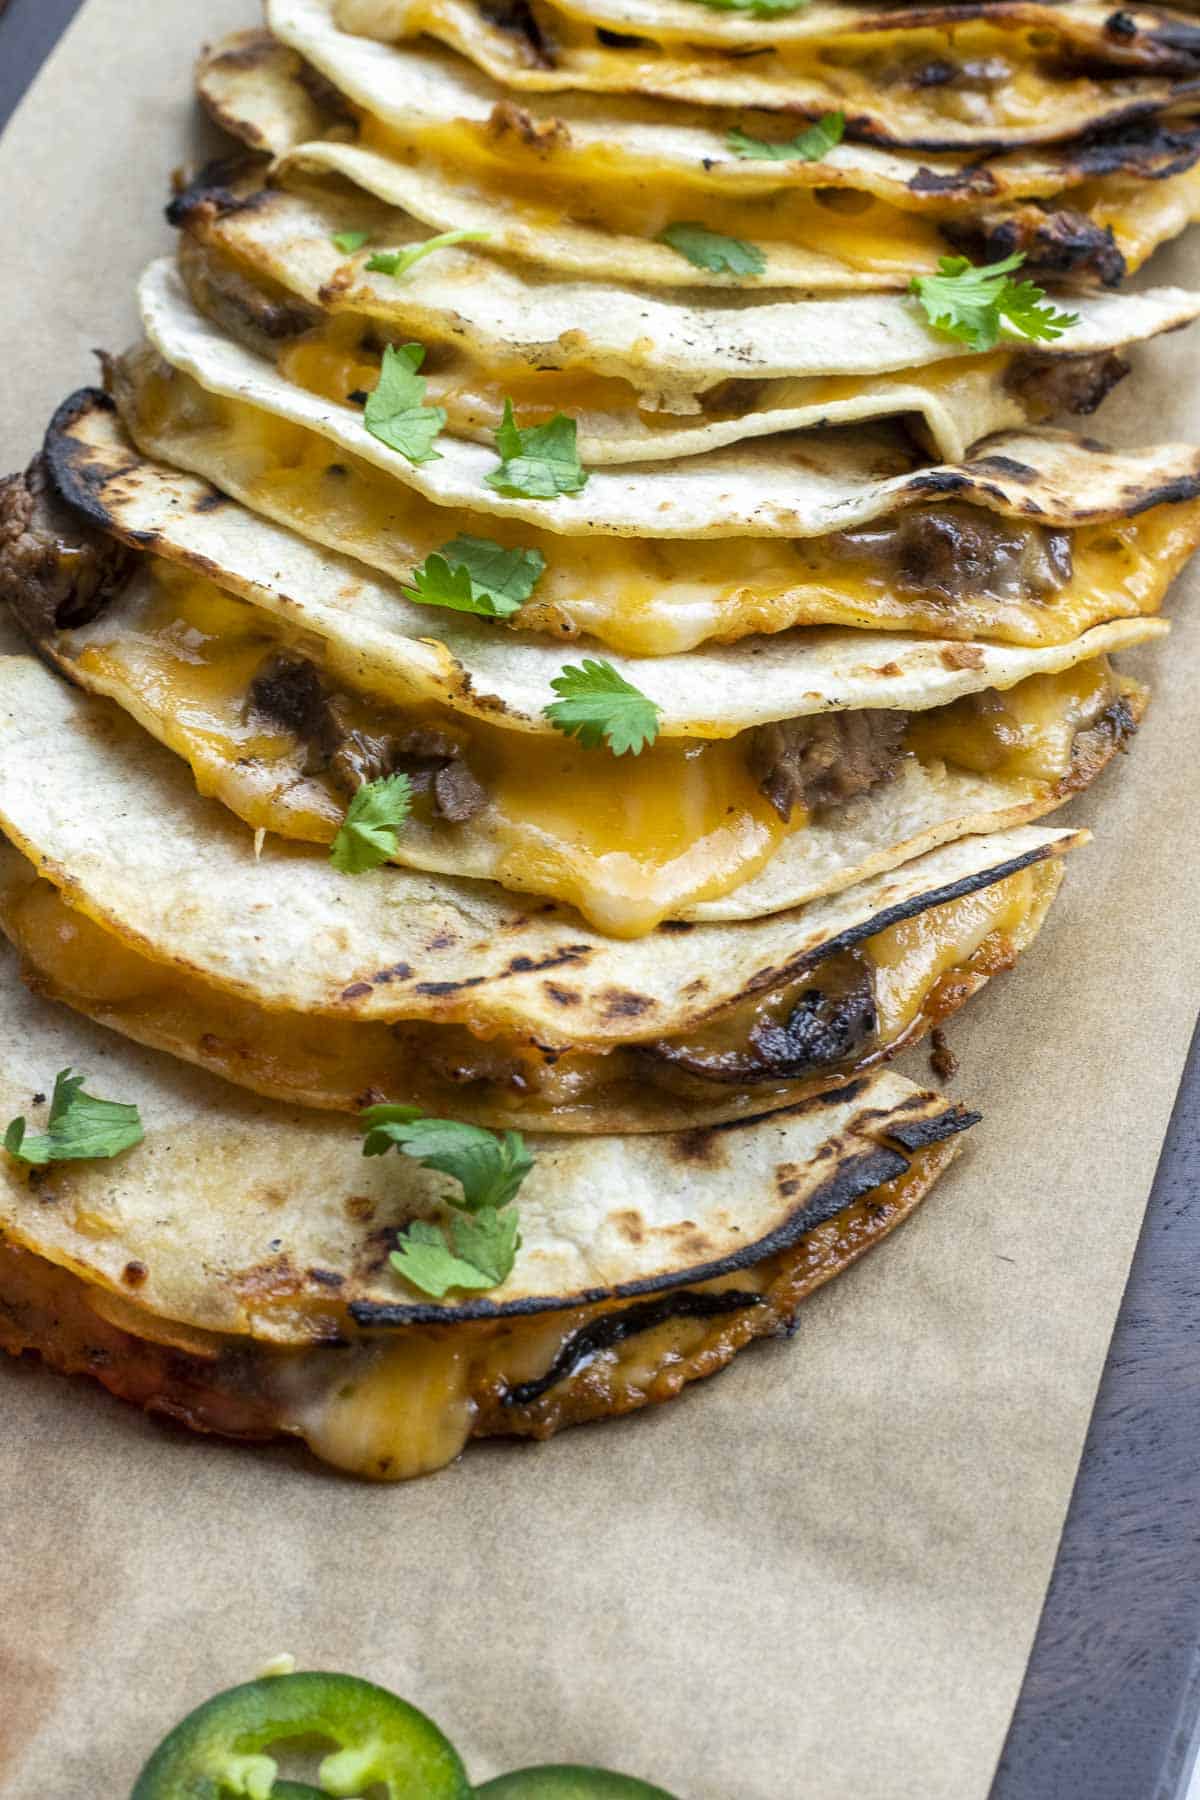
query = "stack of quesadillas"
xmin=1 ymin=0 xmax=1199 ymax=1478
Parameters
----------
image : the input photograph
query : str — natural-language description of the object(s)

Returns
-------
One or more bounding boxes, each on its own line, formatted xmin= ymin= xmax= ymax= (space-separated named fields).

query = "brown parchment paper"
xmin=2 ymin=5 xmax=1199 ymax=1795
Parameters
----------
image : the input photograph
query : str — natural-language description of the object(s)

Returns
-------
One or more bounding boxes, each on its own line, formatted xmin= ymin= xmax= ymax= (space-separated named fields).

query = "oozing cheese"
xmin=348 ymin=126 xmax=1200 ymax=285
xmin=0 ymin=855 xmax=1061 ymax=1132
xmin=0 ymin=1133 xmax=961 ymax=1480
xmin=66 ymin=559 xmax=1108 ymax=934
xmin=122 ymin=361 xmax=1200 ymax=656
xmin=349 ymin=9 xmax=1182 ymax=143
xmin=273 ymin=313 xmax=1026 ymax=463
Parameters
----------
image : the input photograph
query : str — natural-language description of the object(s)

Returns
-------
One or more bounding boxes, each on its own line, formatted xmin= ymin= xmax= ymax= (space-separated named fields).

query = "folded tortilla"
xmin=198 ymin=27 xmax=1200 ymax=291
xmin=5 ymin=395 xmax=1153 ymax=934
xmin=271 ymin=0 xmax=1200 ymax=151
xmin=0 ymin=953 xmax=977 ymax=1478
xmin=0 ymin=652 xmax=1079 ymax=1134
xmin=128 ymin=259 xmax=1200 ymax=548
xmin=170 ymin=174 xmax=1200 ymax=464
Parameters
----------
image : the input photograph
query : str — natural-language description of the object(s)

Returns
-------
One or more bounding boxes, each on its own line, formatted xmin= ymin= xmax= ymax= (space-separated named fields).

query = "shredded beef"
xmin=831 ymin=504 xmax=1073 ymax=610
xmin=0 ymin=456 xmax=132 ymax=641
xmin=486 ymin=100 xmax=571 ymax=153
xmin=1005 ymin=349 xmax=1129 ymax=419
xmin=748 ymin=710 xmax=908 ymax=823
xmin=480 ymin=0 xmax=557 ymax=68
xmin=178 ymin=239 xmax=319 ymax=359
xmin=941 ymin=206 xmax=1127 ymax=289
xmin=248 ymin=651 xmax=487 ymax=822
xmin=644 ymin=957 xmax=880 ymax=1087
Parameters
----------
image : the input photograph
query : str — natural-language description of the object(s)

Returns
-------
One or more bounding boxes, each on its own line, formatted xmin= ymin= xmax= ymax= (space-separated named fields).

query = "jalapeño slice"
xmin=130 ymin=1671 xmax=471 ymax=1799
xmin=474 ymin=1769 xmax=678 ymax=1798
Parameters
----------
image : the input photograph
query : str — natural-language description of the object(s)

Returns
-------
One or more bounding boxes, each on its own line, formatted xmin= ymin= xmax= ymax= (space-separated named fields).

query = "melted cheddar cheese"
xmin=120 ymin=360 xmax=1200 ymax=657
xmin=0 ymin=855 xmax=1061 ymax=1134
xmin=0 ymin=1130 xmax=961 ymax=1479
xmin=347 ymin=129 xmax=1200 ymax=285
xmin=348 ymin=9 xmax=1183 ymax=144
xmin=66 ymin=559 xmax=1110 ymax=935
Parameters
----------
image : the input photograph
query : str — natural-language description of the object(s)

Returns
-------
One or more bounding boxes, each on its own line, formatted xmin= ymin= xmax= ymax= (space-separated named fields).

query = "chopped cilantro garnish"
xmin=361 ymin=1106 xmax=533 ymax=1297
xmin=727 ymin=111 xmax=844 ymax=162
xmin=484 ymin=400 xmax=588 ymax=499
xmin=331 ymin=229 xmax=371 ymax=254
xmin=543 ymin=659 xmax=661 ymax=756
xmin=909 ymin=252 xmax=1080 ymax=353
xmin=4 ymin=1068 xmax=143 ymax=1166
xmin=362 ymin=342 xmax=446 ymax=464
xmin=656 ymin=223 xmax=766 ymax=277
xmin=329 ymin=773 xmax=412 ymax=874
xmin=404 ymin=534 xmax=546 ymax=618
xmin=365 ymin=228 xmax=491 ymax=279
xmin=690 ymin=0 xmax=808 ymax=14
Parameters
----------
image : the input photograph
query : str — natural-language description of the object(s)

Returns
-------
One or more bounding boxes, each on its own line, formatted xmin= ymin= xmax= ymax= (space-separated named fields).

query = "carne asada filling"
xmin=0 ymin=853 xmax=1059 ymax=1130
xmin=177 ymin=241 xmax=1128 ymax=459
xmin=25 ymin=549 xmax=1126 ymax=935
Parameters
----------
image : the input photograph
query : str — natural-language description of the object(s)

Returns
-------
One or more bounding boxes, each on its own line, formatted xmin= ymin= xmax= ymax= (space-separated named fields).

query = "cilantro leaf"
xmin=4 ymin=1068 xmax=144 ymax=1166
xmin=909 ymin=253 xmax=1080 ymax=353
xmin=543 ymin=659 xmax=662 ymax=756
xmin=484 ymin=400 xmax=588 ymax=499
xmin=689 ymin=0 xmax=808 ymax=12
xmin=364 ymin=1107 xmax=531 ymax=1297
xmin=389 ymin=1219 xmax=500 ymax=1297
xmin=362 ymin=342 xmax=446 ymax=464
xmin=404 ymin=534 xmax=546 ymax=618
xmin=329 ymin=773 xmax=412 ymax=874
xmin=361 ymin=1107 xmax=534 ymax=1211
xmin=365 ymin=228 xmax=491 ymax=279
xmin=657 ymin=223 xmax=765 ymax=277
xmin=445 ymin=1205 xmax=521 ymax=1285
xmin=332 ymin=229 xmax=371 ymax=254
xmin=727 ymin=111 xmax=844 ymax=162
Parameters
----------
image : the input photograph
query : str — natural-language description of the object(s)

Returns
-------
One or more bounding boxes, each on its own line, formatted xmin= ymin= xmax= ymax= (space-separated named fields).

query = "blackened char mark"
xmin=0 ymin=448 xmax=134 ymax=642
xmin=502 ymin=1288 xmax=765 ymax=1407
xmin=480 ymin=0 xmax=557 ymax=68
xmin=886 ymin=1102 xmax=981 ymax=1151
xmin=941 ymin=206 xmax=1126 ymax=288
xmin=165 ymin=156 xmax=262 ymax=229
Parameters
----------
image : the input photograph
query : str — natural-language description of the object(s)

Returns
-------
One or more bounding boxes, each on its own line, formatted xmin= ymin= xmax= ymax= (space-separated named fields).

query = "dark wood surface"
xmin=3 ymin=3 xmax=1200 ymax=1794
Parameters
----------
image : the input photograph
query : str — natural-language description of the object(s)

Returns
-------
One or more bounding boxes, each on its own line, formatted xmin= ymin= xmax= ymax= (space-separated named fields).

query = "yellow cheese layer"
xmin=123 ymin=364 xmax=1200 ymax=657
xmin=1 ymin=858 xmax=1057 ymax=1130
xmin=70 ymin=560 xmax=1105 ymax=934
xmin=276 ymin=313 xmax=1016 ymax=443
xmin=359 ymin=12 xmax=1171 ymax=138
xmin=355 ymin=123 xmax=1200 ymax=282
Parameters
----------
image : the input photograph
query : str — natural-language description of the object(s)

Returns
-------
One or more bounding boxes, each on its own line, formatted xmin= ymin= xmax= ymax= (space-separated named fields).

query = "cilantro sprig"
xmin=484 ymin=400 xmax=588 ymax=500
xmin=362 ymin=1105 xmax=533 ymax=1297
xmin=330 ymin=773 xmax=412 ymax=874
xmin=727 ymin=111 xmax=844 ymax=162
xmin=365 ymin=229 xmax=491 ymax=279
xmin=404 ymin=534 xmax=546 ymax=618
xmin=909 ymin=252 xmax=1080 ymax=353
xmin=362 ymin=342 xmax=446 ymax=464
xmin=332 ymin=229 xmax=371 ymax=255
xmin=4 ymin=1068 xmax=144 ymax=1167
xmin=656 ymin=223 xmax=765 ymax=277
xmin=544 ymin=659 xmax=661 ymax=756
xmin=689 ymin=0 xmax=809 ymax=14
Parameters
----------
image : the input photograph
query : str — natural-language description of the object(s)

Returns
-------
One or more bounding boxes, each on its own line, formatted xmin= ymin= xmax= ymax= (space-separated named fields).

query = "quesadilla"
xmin=169 ymin=167 xmax=1200 ymax=464
xmin=2 ymin=393 xmax=1152 ymax=936
xmin=271 ymin=0 xmax=1200 ymax=150
xmin=0 ymin=946 xmax=979 ymax=1479
xmin=0 ymin=656 xmax=1079 ymax=1130
xmin=110 ymin=266 xmax=1200 ymax=661
xmin=199 ymin=26 xmax=1200 ymax=290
